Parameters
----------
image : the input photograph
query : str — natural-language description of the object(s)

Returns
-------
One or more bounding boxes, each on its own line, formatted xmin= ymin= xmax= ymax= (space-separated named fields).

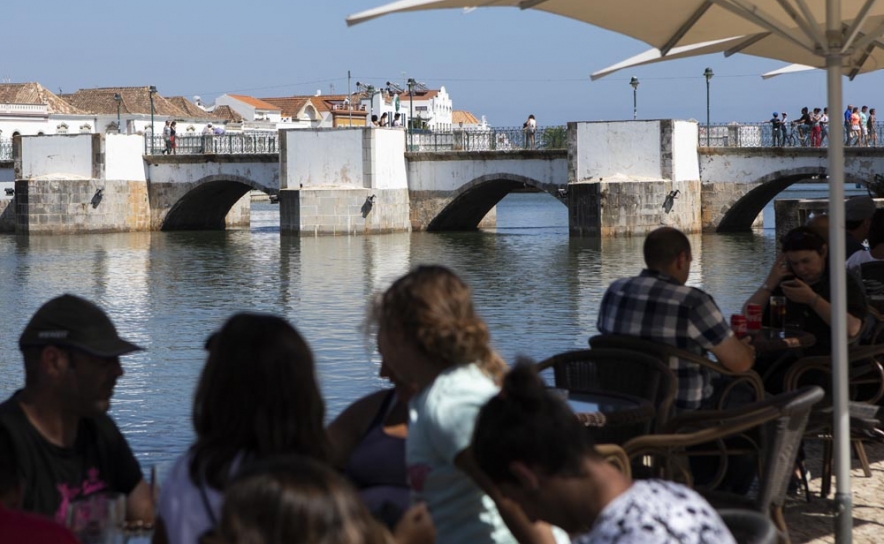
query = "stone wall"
xmin=279 ymin=187 xmax=411 ymax=235
xmin=569 ymin=179 xmax=701 ymax=237
xmin=15 ymin=178 xmax=150 ymax=235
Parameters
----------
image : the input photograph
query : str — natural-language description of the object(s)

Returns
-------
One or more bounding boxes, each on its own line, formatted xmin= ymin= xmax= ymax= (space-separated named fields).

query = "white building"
xmin=398 ymin=86 xmax=453 ymax=131
xmin=0 ymin=82 xmax=97 ymax=139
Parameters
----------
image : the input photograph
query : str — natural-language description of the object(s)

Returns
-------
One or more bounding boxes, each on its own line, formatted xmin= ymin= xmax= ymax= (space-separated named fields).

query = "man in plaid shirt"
xmin=597 ymin=227 xmax=755 ymax=411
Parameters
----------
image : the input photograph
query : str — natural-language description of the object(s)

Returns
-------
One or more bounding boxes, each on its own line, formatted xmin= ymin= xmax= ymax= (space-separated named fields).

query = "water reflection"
xmin=0 ymin=194 xmax=784 ymax=469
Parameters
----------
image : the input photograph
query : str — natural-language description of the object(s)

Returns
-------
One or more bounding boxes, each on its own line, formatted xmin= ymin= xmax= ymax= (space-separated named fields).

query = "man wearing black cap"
xmin=0 ymin=294 xmax=153 ymax=524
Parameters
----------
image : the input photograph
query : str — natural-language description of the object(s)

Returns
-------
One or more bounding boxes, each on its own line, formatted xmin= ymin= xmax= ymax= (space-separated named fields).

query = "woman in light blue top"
xmin=369 ymin=265 xmax=556 ymax=544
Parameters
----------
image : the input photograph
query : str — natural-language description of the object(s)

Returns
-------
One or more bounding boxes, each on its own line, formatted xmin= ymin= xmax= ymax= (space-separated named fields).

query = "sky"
xmin=7 ymin=1 xmax=884 ymax=127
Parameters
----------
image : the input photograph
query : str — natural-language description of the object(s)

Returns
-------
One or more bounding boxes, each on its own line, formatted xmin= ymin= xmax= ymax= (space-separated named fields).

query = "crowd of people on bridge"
xmin=3 ymin=197 xmax=884 ymax=543
xmin=769 ymin=104 xmax=879 ymax=147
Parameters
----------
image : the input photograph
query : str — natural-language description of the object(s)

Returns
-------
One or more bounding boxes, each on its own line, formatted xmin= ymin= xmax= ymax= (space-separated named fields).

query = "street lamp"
xmin=148 ymin=86 xmax=157 ymax=154
xmin=113 ymin=93 xmax=122 ymax=134
xmin=704 ymin=67 xmax=714 ymax=147
xmin=407 ymin=78 xmax=417 ymax=149
xmin=629 ymin=77 xmax=639 ymax=120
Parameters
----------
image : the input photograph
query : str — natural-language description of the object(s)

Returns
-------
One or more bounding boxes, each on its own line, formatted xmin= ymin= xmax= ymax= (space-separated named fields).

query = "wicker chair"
xmin=622 ymin=386 xmax=824 ymax=544
xmin=783 ymin=343 xmax=884 ymax=498
xmin=718 ymin=509 xmax=778 ymax=544
xmin=595 ymin=443 xmax=632 ymax=480
xmin=589 ymin=334 xmax=765 ymax=412
xmin=536 ymin=348 xmax=676 ymax=435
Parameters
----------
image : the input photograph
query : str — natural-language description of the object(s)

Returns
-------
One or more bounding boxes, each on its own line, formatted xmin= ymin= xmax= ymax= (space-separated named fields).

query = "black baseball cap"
xmin=19 ymin=294 xmax=144 ymax=357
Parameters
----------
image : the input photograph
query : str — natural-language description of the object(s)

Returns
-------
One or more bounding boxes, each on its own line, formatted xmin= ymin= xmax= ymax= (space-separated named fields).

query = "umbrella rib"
xmin=842 ymin=0 xmax=878 ymax=53
xmin=723 ymin=32 xmax=770 ymax=57
xmin=659 ymin=2 xmax=712 ymax=56
xmin=848 ymin=43 xmax=875 ymax=79
xmin=849 ymin=19 xmax=884 ymax=53
xmin=519 ymin=0 xmax=550 ymax=9
xmin=716 ymin=0 xmax=817 ymax=53
xmin=788 ymin=0 xmax=827 ymax=47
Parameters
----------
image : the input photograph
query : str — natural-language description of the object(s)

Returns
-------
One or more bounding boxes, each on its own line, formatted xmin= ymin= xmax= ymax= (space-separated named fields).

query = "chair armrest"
xmin=594 ymin=444 xmax=632 ymax=481
xmin=784 ymin=343 xmax=884 ymax=399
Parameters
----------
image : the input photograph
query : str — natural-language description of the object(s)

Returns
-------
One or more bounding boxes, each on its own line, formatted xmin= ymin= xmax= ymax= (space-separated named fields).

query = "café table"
xmin=567 ymin=389 xmax=656 ymax=444
xmin=749 ymin=327 xmax=815 ymax=356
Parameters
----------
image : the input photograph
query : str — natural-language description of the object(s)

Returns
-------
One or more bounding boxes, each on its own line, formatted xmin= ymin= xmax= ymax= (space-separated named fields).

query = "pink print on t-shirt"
xmin=407 ymin=464 xmax=431 ymax=493
xmin=54 ymin=468 xmax=108 ymax=523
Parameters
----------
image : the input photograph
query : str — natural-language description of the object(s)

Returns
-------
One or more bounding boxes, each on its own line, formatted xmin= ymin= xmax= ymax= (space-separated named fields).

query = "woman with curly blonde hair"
xmin=369 ymin=265 xmax=554 ymax=544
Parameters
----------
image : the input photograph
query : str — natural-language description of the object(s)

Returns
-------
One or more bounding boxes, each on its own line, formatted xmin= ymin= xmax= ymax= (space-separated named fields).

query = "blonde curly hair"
xmin=369 ymin=265 xmax=506 ymax=383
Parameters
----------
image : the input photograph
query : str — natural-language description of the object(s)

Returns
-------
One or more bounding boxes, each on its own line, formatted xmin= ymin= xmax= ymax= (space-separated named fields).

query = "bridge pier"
xmin=568 ymin=120 xmax=702 ymax=236
xmin=278 ymin=128 xmax=412 ymax=235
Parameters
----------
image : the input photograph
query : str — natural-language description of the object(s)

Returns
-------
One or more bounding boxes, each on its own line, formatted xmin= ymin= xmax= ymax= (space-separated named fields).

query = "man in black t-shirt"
xmin=0 ymin=294 xmax=154 ymax=524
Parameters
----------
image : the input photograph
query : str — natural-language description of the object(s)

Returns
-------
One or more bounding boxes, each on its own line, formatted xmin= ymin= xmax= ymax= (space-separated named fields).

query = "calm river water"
xmin=0 ymin=185 xmax=862 ymax=473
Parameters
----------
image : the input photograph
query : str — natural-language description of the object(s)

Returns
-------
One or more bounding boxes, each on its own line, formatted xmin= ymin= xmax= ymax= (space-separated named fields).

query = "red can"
xmin=746 ymin=303 xmax=763 ymax=331
xmin=730 ymin=314 xmax=748 ymax=338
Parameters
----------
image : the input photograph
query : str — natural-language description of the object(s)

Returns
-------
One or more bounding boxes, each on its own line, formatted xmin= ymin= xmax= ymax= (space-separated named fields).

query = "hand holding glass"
xmin=770 ymin=296 xmax=787 ymax=334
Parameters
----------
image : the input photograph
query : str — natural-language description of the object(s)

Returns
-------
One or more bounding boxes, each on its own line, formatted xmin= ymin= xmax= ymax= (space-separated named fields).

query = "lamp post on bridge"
xmin=148 ymin=86 xmax=157 ymax=154
xmin=407 ymin=78 xmax=417 ymax=150
xmin=114 ymin=93 xmax=122 ymax=134
xmin=704 ymin=67 xmax=714 ymax=147
xmin=630 ymin=76 xmax=639 ymax=121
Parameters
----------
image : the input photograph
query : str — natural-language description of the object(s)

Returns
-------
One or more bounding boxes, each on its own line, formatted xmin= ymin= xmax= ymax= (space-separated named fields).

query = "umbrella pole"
xmin=826 ymin=0 xmax=853 ymax=541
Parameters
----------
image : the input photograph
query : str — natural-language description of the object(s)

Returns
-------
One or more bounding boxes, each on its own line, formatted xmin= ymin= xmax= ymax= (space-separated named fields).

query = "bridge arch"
xmin=427 ymin=173 xmax=566 ymax=231
xmin=161 ymin=174 xmax=275 ymax=231
xmin=717 ymin=167 xmax=868 ymax=232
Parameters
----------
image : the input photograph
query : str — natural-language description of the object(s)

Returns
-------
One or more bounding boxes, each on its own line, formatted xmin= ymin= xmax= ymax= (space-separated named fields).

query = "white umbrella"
xmin=761 ymin=63 xmax=818 ymax=78
xmin=348 ymin=2 xmax=884 ymax=541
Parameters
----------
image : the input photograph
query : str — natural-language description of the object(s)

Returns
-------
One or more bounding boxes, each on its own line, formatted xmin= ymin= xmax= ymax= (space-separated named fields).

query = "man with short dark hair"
xmin=845 ymin=195 xmax=877 ymax=259
xmin=0 ymin=294 xmax=154 ymax=524
xmin=597 ymin=227 xmax=755 ymax=412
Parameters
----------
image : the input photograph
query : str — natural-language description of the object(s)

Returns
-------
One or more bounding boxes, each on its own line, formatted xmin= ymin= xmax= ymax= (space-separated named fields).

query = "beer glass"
xmin=770 ymin=296 xmax=787 ymax=335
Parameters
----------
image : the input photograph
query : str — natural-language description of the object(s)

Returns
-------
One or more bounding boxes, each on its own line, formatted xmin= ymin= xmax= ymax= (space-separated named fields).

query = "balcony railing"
xmin=406 ymin=125 xmax=567 ymax=152
xmin=698 ymin=121 xmax=884 ymax=148
xmin=0 ymin=139 xmax=11 ymax=161
xmin=144 ymin=132 xmax=278 ymax=155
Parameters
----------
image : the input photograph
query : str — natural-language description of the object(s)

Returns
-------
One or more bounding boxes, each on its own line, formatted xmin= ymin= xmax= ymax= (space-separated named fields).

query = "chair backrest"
xmin=536 ymin=348 xmax=676 ymax=433
xmin=754 ymin=386 xmax=824 ymax=514
xmin=717 ymin=509 xmax=778 ymax=544
xmin=860 ymin=261 xmax=884 ymax=295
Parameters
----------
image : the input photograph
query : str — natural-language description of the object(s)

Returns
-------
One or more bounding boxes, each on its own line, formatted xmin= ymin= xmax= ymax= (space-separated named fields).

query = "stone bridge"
xmin=698 ymin=147 xmax=881 ymax=231
xmin=9 ymin=124 xmax=884 ymax=236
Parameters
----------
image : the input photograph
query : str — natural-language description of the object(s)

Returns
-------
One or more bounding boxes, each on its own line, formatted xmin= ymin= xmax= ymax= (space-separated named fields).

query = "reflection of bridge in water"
xmin=5 ymin=120 xmax=884 ymax=236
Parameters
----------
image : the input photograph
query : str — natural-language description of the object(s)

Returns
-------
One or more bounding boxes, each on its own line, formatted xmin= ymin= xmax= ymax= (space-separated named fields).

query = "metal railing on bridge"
xmin=144 ymin=132 xmax=278 ymax=155
xmin=0 ymin=139 xmax=11 ymax=161
xmin=698 ymin=121 xmax=884 ymax=148
xmin=407 ymin=125 xmax=567 ymax=152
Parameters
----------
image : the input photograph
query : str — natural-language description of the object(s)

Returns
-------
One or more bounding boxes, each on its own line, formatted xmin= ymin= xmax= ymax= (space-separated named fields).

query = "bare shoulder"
xmin=329 ymin=389 xmax=391 ymax=431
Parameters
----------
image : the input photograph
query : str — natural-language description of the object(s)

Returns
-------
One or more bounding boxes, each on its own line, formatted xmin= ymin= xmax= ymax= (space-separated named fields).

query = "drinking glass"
xmin=770 ymin=295 xmax=787 ymax=335
xmin=66 ymin=492 xmax=126 ymax=544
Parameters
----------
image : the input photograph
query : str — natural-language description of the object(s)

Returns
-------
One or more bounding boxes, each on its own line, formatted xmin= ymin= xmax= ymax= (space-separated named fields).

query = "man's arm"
xmin=708 ymin=335 xmax=755 ymax=373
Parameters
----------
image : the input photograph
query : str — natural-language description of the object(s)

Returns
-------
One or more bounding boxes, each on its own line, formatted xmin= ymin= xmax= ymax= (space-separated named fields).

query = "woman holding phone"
xmin=743 ymin=227 xmax=867 ymax=390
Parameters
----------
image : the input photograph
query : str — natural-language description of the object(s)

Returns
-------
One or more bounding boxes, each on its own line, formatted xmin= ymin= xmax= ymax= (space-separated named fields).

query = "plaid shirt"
xmin=596 ymin=269 xmax=733 ymax=410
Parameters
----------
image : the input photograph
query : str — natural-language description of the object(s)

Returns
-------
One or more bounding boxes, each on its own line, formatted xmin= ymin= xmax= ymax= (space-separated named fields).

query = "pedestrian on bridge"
xmin=523 ymin=114 xmax=536 ymax=149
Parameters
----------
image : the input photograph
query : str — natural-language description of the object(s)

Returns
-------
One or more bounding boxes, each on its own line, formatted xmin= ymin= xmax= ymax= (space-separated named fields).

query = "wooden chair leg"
xmin=772 ymin=505 xmax=791 ymax=544
xmin=821 ymin=439 xmax=833 ymax=498
xmin=853 ymin=439 xmax=872 ymax=477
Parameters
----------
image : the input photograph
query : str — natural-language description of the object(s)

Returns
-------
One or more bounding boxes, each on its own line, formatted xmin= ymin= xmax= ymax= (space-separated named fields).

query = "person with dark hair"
xmin=472 ymin=364 xmax=736 ymax=544
xmin=211 ymin=456 xmax=434 ymax=544
xmin=0 ymin=294 xmax=153 ymax=524
xmin=0 ymin=428 xmax=81 ymax=544
xmin=371 ymin=115 xmax=380 ymax=127
xmin=845 ymin=195 xmax=877 ymax=258
xmin=744 ymin=227 xmax=867 ymax=380
xmin=368 ymin=265 xmax=554 ymax=544
xmin=597 ymin=227 xmax=755 ymax=412
xmin=847 ymin=208 xmax=884 ymax=278
xmin=154 ymin=313 xmax=330 ymax=544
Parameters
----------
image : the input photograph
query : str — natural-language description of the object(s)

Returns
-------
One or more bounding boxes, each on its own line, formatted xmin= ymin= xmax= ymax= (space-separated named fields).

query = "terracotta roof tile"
xmin=453 ymin=110 xmax=480 ymax=125
xmin=166 ymin=96 xmax=220 ymax=120
xmin=211 ymin=105 xmax=244 ymax=123
xmin=260 ymin=97 xmax=310 ymax=118
xmin=61 ymin=86 xmax=195 ymax=118
xmin=227 ymin=94 xmax=281 ymax=111
xmin=0 ymin=82 xmax=87 ymax=114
